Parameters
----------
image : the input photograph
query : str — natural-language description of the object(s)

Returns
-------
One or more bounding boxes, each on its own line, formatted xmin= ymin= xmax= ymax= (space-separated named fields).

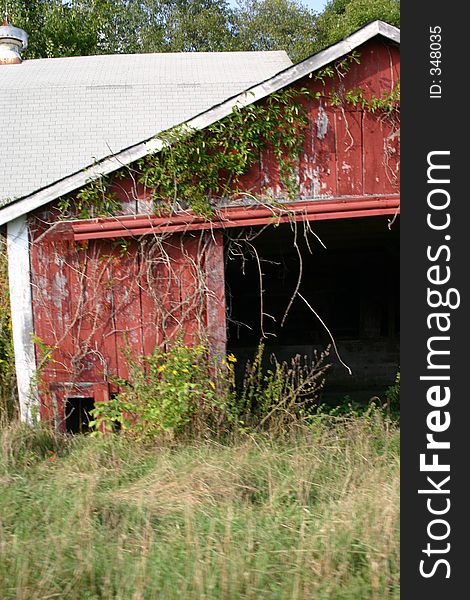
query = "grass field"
xmin=0 ymin=414 xmax=399 ymax=600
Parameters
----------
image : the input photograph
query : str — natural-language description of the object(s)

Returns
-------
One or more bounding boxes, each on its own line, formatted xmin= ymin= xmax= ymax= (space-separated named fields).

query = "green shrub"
xmin=89 ymin=341 xmax=231 ymax=439
xmin=90 ymin=341 xmax=330 ymax=439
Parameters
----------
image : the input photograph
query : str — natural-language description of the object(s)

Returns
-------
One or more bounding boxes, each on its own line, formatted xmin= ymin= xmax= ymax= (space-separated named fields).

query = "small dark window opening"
xmin=65 ymin=397 xmax=94 ymax=434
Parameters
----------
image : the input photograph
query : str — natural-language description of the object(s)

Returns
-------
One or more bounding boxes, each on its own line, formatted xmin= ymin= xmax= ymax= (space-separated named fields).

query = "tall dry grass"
xmin=0 ymin=414 xmax=399 ymax=599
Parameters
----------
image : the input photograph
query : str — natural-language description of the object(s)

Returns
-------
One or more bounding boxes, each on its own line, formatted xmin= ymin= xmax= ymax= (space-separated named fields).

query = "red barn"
xmin=0 ymin=20 xmax=400 ymax=428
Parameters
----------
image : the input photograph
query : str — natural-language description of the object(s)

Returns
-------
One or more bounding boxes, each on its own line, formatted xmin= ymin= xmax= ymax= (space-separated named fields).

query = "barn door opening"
xmin=224 ymin=216 xmax=399 ymax=402
xmin=64 ymin=397 xmax=95 ymax=434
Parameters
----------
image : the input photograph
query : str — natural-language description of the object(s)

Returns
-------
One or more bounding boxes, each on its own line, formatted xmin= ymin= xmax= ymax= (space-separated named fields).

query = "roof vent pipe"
xmin=0 ymin=20 xmax=28 ymax=64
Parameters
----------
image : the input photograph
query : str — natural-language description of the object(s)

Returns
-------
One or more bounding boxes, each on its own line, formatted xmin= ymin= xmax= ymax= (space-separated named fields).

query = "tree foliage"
xmin=7 ymin=0 xmax=400 ymax=62
xmin=8 ymin=0 xmax=237 ymax=58
xmin=8 ymin=0 xmax=107 ymax=58
xmin=313 ymin=0 xmax=400 ymax=51
xmin=230 ymin=0 xmax=318 ymax=62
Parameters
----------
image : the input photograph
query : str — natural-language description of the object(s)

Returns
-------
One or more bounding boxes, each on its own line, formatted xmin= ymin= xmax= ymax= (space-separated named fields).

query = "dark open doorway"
xmin=224 ymin=216 xmax=399 ymax=403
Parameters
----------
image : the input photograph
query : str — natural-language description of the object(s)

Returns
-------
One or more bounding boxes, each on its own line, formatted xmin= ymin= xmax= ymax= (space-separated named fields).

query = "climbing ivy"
xmin=312 ymin=51 xmax=361 ymax=85
xmin=58 ymin=173 xmax=121 ymax=220
xmin=137 ymin=86 xmax=321 ymax=217
xmin=58 ymin=86 xmax=320 ymax=219
xmin=58 ymin=51 xmax=399 ymax=220
xmin=331 ymin=81 xmax=400 ymax=114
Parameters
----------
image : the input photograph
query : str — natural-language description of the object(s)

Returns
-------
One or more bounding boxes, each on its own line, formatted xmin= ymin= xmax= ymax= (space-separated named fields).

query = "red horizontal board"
xmin=71 ymin=197 xmax=399 ymax=240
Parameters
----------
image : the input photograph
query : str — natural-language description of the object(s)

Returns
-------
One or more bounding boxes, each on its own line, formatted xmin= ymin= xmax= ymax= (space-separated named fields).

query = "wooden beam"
xmin=7 ymin=215 xmax=38 ymax=423
xmin=70 ymin=196 xmax=400 ymax=240
xmin=205 ymin=230 xmax=227 ymax=359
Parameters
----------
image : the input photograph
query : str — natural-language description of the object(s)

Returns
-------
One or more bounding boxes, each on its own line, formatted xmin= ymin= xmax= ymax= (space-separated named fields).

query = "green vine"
xmin=57 ymin=51 xmax=399 ymax=221
xmin=312 ymin=51 xmax=361 ymax=84
xmin=58 ymin=173 xmax=121 ymax=219
xmin=331 ymin=81 xmax=400 ymax=114
xmin=137 ymin=87 xmax=320 ymax=217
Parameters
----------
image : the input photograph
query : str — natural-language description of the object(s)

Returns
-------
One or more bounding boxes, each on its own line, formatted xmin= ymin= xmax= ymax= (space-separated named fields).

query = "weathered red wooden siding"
xmin=234 ymin=38 xmax=400 ymax=200
xmin=103 ymin=38 xmax=399 ymax=215
xmin=28 ymin=37 xmax=399 ymax=423
xmin=30 ymin=220 xmax=225 ymax=426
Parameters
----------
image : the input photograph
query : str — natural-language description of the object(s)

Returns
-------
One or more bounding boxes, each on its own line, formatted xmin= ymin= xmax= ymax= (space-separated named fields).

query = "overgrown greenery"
xmin=136 ymin=56 xmax=398 ymax=216
xmin=331 ymin=81 xmax=400 ymax=114
xmin=237 ymin=343 xmax=331 ymax=430
xmin=91 ymin=342 xmax=229 ymax=438
xmin=0 ymin=415 xmax=399 ymax=599
xmin=90 ymin=340 xmax=331 ymax=439
xmin=140 ymin=87 xmax=316 ymax=216
xmin=58 ymin=173 xmax=122 ymax=220
xmin=61 ymin=48 xmax=399 ymax=220
xmin=59 ymin=85 xmax=318 ymax=218
xmin=88 ymin=337 xmax=400 ymax=441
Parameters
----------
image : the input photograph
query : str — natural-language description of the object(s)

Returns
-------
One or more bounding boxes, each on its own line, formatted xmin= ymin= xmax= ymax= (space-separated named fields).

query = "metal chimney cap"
xmin=0 ymin=22 xmax=28 ymax=50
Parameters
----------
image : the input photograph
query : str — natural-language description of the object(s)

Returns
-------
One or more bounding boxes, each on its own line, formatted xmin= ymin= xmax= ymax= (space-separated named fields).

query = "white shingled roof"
xmin=0 ymin=50 xmax=291 ymax=205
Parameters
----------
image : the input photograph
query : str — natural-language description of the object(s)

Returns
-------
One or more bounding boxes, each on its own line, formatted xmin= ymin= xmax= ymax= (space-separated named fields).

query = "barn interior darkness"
xmin=224 ymin=216 xmax=400 ymax=403
xmin=64 ymin=397 xmax=94 ymax=434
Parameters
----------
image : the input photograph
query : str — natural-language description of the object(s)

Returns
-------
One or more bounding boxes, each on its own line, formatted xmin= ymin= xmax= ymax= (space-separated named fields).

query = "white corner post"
xmin=7 ymin=215 xmax=38 ymax=423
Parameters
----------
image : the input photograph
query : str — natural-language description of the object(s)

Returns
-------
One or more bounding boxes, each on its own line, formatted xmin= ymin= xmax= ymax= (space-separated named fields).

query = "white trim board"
xmin=7 ymin=215 xmax=38 ymax=423
xmin=0 ymin=20 xmax=399 ymax=227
